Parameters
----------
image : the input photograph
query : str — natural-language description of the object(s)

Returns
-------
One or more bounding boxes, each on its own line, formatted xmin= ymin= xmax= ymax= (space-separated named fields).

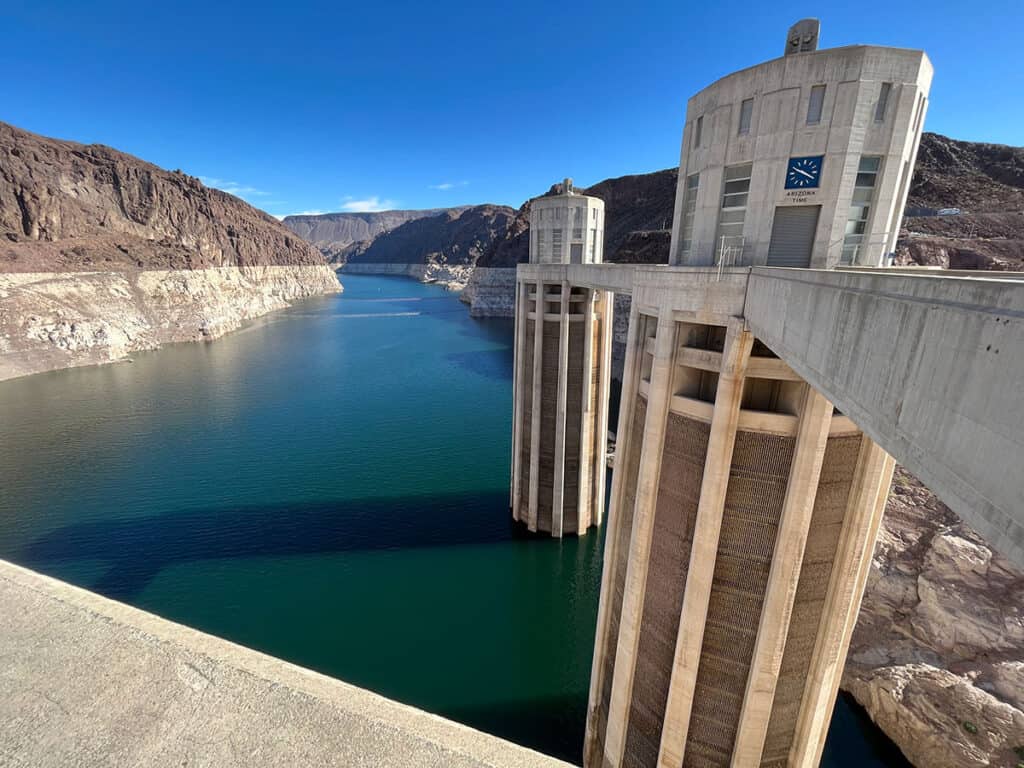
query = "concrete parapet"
xmin=745 ymin=267 xmax=1024 ymax=567
xmin=0 ymin=560 xmax=570 ymax=768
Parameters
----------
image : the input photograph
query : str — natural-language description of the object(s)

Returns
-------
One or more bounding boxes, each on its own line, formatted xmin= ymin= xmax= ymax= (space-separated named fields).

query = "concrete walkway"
xmin=0 ymin=561 xmax=571 ymax=768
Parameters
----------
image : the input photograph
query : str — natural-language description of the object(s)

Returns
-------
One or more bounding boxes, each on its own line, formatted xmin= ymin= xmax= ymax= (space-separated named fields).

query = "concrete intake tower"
xmin=511 ymin=179 xmax=613 ymax=536
xmin=504 ymin=18 xmax=1024 ymax=768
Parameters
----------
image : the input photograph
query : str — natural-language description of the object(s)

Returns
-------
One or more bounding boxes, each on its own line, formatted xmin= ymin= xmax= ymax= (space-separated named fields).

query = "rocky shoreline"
xmin=0 ymin=121 xmax=343 ymax=382
xmin=847 ymin=468 xmax=1024 ymax=768
xmin=0 ymin=265 xmax=340 ymax=381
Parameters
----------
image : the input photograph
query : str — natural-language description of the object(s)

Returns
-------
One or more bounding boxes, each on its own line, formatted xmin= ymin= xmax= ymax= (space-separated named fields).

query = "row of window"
xmin=691 ymin=81 xmax=896 ymax=148
xmin=534 ymin=227 xmax=602 ymax=259
xmin=678 ymin=155 xmax=883 ymax=262
xmin=536 ymin=206 xmax=600 ymax=222
xmin=840 ymin=156 xmax=881 ymax=264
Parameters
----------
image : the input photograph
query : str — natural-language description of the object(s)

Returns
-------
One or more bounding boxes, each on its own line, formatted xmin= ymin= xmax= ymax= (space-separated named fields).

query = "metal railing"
xmin=830 ymin=231 xmax=894 ymax=267
xmin=715 ymin=235 xmax=747 ymax=279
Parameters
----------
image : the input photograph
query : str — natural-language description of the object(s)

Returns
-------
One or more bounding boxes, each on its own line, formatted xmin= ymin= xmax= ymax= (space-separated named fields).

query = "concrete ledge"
xmin=745 ymin=267 xmax=1024 ymax=567
xmin=0 ymin=560 xmax=570 ymax=768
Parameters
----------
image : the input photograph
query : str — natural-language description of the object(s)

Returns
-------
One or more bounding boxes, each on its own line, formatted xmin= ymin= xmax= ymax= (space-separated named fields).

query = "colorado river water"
xmin=0 ymin=274 xmax=908 ymax=765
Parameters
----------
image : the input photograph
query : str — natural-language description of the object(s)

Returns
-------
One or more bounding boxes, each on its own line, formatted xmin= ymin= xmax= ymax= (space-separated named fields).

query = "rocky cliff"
xmin=848 ymin=467 xmax=1024 ymax=768
xmin=0 ymin=121 xmax=339 ymax=380
xmin=338 ymin=205 xmax=517 ymax=292
xmin=345 ymin=205 xmax=514 ymax=267
xmin=898 ymin=133 xmax=1024 ymax=270
xmin=283 ymin=207 xmax=470 ymax=264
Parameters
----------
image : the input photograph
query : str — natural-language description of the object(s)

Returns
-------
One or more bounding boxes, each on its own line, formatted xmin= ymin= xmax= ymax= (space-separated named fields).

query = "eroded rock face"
xmin=0 ymin=121 xmax=340 ymax=379
xmin=898 ymin=133 xmax=1024 ymax=270
xmin=0 ymin=122 xmax=327 ymax=273
xmin=461 ymin=267 xmax=517 ymax=317
xmin=0 ymin=266 xmax=340 ymax=380
xmin=845 ymin=665 xmax=1024 ymax=768
xmin=282 ymin=208 xmax=470 ymax=262
xmin=343 ymin=205 xmax=515 ymax=268
xmin=846 ymin=468 xmax=1024 ymax=768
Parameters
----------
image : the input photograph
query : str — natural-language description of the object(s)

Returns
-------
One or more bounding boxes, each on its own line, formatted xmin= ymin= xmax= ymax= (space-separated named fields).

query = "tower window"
xmin=694 ymin=116 xmax=703 ymax=148
xmin=738 ymin=98 xmax=753 ymax=135
xmin=875 ymin=82 xmax=892 ymax=122
xmin=841 ymin=156 xmax=882 ymax=264
xmin=715 ymin=163 xmax=753 ymax=263
xmin=807 ymin=85 xmax=826 ymax=125
xmin=678 ymin=173 xmax=700 ymax=259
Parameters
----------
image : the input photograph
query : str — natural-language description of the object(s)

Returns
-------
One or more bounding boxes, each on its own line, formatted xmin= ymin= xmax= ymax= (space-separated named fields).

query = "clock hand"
xmin=793 ymin=167 xmax=815 ymax=179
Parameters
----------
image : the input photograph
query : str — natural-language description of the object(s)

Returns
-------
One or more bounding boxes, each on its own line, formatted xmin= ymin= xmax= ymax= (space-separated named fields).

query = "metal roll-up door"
xmin=766 ymin=205 xmax=820 ymax=267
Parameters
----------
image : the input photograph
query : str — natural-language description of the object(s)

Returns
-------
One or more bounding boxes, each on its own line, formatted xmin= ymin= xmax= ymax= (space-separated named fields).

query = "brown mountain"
xmin=0 ymin=121 xmax=325 ymax=273
xmin=344 ymin=205 xmax=515 ymax=267
xmin=283 ymin=208 xmax=471 ymax=263
xmin=0 ymin=121 xmax=338 ymax=380
xmin=899 ymin=132 xmax=1024 ymax=270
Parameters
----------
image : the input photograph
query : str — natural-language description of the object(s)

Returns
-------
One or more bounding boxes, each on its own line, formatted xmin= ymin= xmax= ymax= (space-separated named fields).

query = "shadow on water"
xmin=19 ymin=490 xmax=514 ymax=603
xmin=821 ymin=693 xmax=913 ymax=768
xmin=440 ymin=691 xmax=912 ymax=768
xmin=444 ymin=348 xmax=513 ymax=381
xmin=441 ymin=692 xmax=588 ymax=765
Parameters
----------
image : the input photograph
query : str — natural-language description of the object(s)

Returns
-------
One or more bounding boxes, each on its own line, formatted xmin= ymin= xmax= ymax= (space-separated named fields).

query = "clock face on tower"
xmin=785 ymin=155 xmax=824 ymax=189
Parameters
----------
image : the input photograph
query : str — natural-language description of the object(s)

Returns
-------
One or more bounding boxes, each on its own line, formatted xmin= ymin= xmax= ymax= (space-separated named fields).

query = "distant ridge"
xmin=283 ymin=208 xmax=472 ymax=262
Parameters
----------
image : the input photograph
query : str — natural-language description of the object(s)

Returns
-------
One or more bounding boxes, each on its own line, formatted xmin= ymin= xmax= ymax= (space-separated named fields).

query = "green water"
xmin=0 ymin=275 xmax=907 ymax=765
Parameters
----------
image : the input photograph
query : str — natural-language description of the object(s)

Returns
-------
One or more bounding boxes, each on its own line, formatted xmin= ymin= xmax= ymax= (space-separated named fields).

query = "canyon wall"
xmin=283 ymin=207 xmax=472 ymax=263
xmin=0 ymin=121 xmax=339 ymax=380
xmin=0 ymin=265 xmax=339 ymax=381
xmin=849 ymin=468 xmax=1024 ymax=768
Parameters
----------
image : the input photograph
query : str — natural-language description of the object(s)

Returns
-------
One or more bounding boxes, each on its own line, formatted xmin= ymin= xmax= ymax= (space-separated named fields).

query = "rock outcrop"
xmin=846 ymin=468 xmax=1024 ymax=768
xmin=898 ymin=133 xmax=1024 ymax=270
xmin=283 ymin=207 xmax=470 ymax=264
xmin=287 ymin=204 xmax=517 ymax=294
xmin=344 ymin=205 xmax=515 ymax=269
xmin=0 ymin=121 xmax=339 ymax=380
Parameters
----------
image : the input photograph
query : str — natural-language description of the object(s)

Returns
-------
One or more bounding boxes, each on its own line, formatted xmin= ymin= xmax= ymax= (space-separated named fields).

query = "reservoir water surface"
xmin=0 ymin=274 xmax=908 ymax=765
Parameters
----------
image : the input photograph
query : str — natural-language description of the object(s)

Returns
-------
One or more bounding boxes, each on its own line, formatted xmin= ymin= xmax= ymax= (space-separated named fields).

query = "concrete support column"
xmin=578 ymin=289 xmax=596 ymax=532
xmin=657 ymin=319 xmax=753 ymax=768
xmin=730 ymin=386 xmax=834 ymax=766
xmin=594 ymin=290 xmax=614 ymax=527
xmin=788 ymin=436 xmax=896 ymax=767
xmin=604 ymin=310 xmax=678 ymax=767
xmin=585 ymin=299 xmax=642 ymax=767
xmin=528 ymin=279 xmax=544 ymax=532
xmin=552 ymin=281 xmax=571 ymax=538
xmin=511 ymin=277 xmax=528 ymax=520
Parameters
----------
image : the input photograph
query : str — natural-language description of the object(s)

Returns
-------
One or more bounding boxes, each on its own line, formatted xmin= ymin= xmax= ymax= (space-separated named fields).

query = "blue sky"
xmin=3 ymin=1 xmax=1021 ymax=216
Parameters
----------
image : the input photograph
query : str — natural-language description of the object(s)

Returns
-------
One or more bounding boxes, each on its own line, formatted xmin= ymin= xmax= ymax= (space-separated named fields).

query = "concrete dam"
xmin=507 ymin=19 xmax=1024 ymax=768
xmin=2 ymin=18 xmax=1022 ymax=768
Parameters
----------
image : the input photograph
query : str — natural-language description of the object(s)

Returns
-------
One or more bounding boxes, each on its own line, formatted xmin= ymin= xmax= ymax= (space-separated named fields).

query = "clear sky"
xmin=3 ymin=0 xmax=1021 ymax=216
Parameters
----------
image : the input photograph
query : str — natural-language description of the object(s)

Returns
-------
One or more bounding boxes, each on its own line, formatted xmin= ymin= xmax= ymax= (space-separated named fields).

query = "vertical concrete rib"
xmin=578 ymin=289 xmax=596 ymax=532
xmin=657 ymin=319 xmax=753 ymax=768
xmin=730 ymin=386 xmax=834 ymax=766
xmin=585 ymin=299 xmax=642 ymax=768
xmin=604 ymin=310 xmax=678 ymax=767
xmin=511 ymin=277 xmax=528 ymax=519
xmin=788 ymin=437 xmax=895 ymax=768
xmin=595 ymin=290 xmax=614 ymax=527
xmin=528 ymin=279 xmax=544 ymax=532
xmin=552 ymin=280 xmax=571 ymax=538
